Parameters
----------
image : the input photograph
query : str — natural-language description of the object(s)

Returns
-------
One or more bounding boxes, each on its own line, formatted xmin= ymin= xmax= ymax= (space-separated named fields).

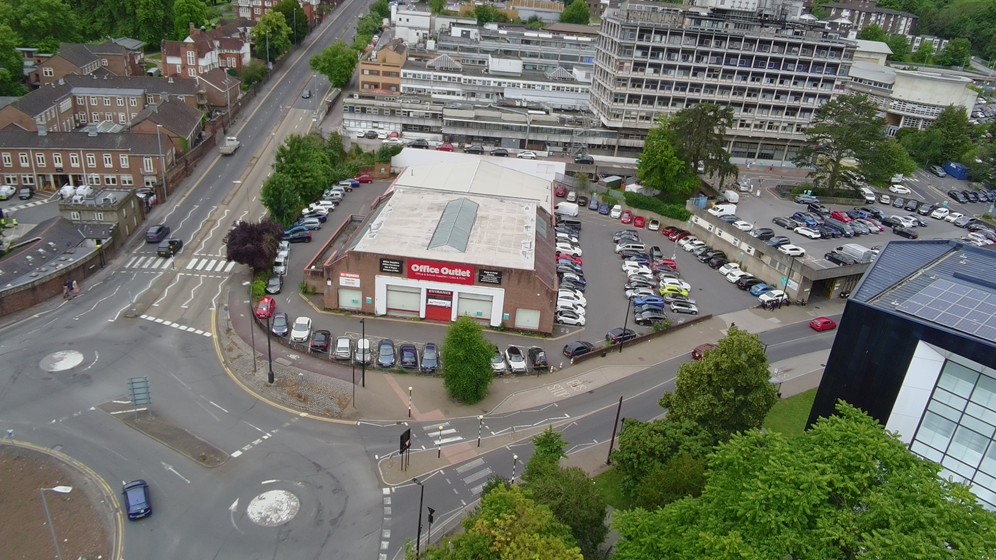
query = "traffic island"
xmin=98 ymin=400 xmax=228 ymax=467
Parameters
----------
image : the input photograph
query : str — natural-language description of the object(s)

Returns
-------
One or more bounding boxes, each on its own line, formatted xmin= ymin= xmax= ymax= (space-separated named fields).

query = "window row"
xmin=2 ymin=174 xmax=134 ymax=187
xmin=75 ymin=95 xmax=139 ymax=107
xmin=2 ymin=152 xmax=131 ymax=169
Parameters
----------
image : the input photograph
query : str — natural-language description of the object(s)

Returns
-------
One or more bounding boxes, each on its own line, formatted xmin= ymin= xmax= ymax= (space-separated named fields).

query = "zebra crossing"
xmin=423 ymin=421 xmax=464 ymax=447
xmin=455 ymin=458 xmax=494 ymax=496
xmin=184 ymin=257 xmax=237 ymax=274
xmin=122 ymin=255 xmax=237 ymax=273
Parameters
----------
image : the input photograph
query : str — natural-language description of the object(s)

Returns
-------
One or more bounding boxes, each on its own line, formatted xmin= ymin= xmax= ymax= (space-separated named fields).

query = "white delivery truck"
xmin=555 ymin=202 xmax=579 ymax=217
xmin=219 ymin=136 xmax=240 ymax=155
xmin=722 ymin=189 xmax=740 ymax=204
xmin=707 ymin=203 xmax=737 ymax=217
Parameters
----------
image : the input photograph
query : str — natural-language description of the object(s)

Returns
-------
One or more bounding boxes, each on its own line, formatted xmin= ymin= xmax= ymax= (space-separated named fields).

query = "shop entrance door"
xmin=425 ymin=289 xmax=453 ymax=322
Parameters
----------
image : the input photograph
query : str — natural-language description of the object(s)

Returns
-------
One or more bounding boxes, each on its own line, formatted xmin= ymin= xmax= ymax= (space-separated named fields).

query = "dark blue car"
xmin=283 ymin=224 xmax=308 ymax=236
xmin=588 ymin=199 xmax=600 ymax=210
xmin=123 ymin=480 xmax=152 ymax=520
xmin=599 ymin=204 xmax=611 ymax=215
xmin=792 ymin=212 xmax=817 ymax=227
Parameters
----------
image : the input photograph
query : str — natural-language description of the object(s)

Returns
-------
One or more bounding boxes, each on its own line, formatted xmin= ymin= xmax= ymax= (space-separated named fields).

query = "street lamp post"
xmin=511 ymin=454 xmax=519 ymax=483
xmin=267 ymin=313 xmax=274 ymax=384
xmin=413 ymin=477 xmax=425 ymax=559
xmin=156 ymin=124 xmax=165 ymax=201
xmin=619 ymin=301 xmax=632 ymax=354
xmin=408 ymin=386 xmax=413 ymax=418
xmin=477 ymin=415 xmax=484 ymax=447
xmin=360 ymin=319 xmax=366 ymax=387
xmin=437 ymin=426 xmax=443 ymax=458
xmin=40 ymin=486 xmax=72 ymax=560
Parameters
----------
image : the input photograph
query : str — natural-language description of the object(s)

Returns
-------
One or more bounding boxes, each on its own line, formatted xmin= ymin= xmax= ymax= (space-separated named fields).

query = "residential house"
xmin=34 ymin=40 xmax=145 ymax=88
xmin=129 ymin=97 xmax=204 ymax=154
xmin=196 ymin=69 xmax=241 ymax=110
xmin=237 ymin=0 xmax=320 ymax=24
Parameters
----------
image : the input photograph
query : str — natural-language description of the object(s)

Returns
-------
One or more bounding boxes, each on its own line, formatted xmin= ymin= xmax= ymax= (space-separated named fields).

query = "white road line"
xmin=74 ymin=283 xmax=122 ymax=321
xmin=110 ymin=272 xmax=155 ymax=321
xmin=422 ymin=422 xmax=450 ymax=432
xmin=125 ymin=256 xmax=138 ymax=268
xmin=172 ymin=204 xmax=200 ymax=237
xmin=186 ymin=258 xmax=199 ymax=269
xmin=462 ymin=468 xmax=492 ymax=485
xmin=224 ymin=260 xmax=236 ymax=272
xmin=152 ymin=275 xmax=181 ymax=307
xmin=196 ymin=259 xmax=209 ymax=271
xmin=140 ymin=257 xmax=154 ymax=269
xmin=455 ymin=458 xmax=485 ymax=473
xmin=180 ymin=275 xmax=204 ymax=309
xmin=213 ymin=259 xmax=228 ymax=272
xmin=197 ymin=207 xmax=226 ymax=253
xmin=434 ymin=436 xmax=463 ymax=445
xmin=210 ymin=276 xmax=229 ymax=310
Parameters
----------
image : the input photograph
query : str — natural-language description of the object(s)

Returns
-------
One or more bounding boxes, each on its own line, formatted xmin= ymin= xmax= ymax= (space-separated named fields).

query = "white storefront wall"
xmin=374 ymin=275 xmax=505 ymax=326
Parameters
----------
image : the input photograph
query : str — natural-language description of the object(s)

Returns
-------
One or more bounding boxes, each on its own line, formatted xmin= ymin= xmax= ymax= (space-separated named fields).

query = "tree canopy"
xmin=251 ymin=10 xmax=293 ymax=63
xmin=0 ymin=25 xmax=27 ymax=96
xmin=473 ymin=4 xmax=508 ymax=24
xmin=559 ymin=0 xmax=590 ymax=25
xmin=637 ymin=117 xmax=700 ymax=198
xmin=172 ymin=0 xmax=208 ymax=40
xmin=666 ymin=103 xmax=736 ymax=186
xmin=899 ymin=105 xmax=974 ymax=168
xmin=613 ymin=403 xmax=996 ymax=560
xmin=0 ymin=0 xmax=80 ymax=53
xmin=858 ymin=137 xmax=917 ymax=186
xmin=259 ymin=172 xmax=302 ymax=227
xmin=792 ymin=94 xmax=888 ymax=193
xmin=273 ymin=0 xmax=308 ymax=45
xmin=273 ymin=133 xmax=334 ymax=203
xmin=310 ymin=40 xmax=359 ymax=89
xmin=224 ymin=220 xmax=284 ymax=273
xmin=440 ymin=316 xmax=493 ymax=403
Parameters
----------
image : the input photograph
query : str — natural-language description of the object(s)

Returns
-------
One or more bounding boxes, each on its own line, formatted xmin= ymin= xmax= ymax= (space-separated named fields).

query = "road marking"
xmin=455 ymin=458 xmax=485 ymax=473
xmin=462 ymin=468 xmax=492 ymax=485
xmin=224 ymin=260 xmax=237 ymax=272
xmin=180 ymin=275 xmax=204 ymax=308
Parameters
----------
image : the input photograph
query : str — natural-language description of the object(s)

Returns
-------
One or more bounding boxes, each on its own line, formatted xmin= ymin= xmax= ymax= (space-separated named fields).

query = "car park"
xmin=563 ymin=341 xmax=596 ymax=358
xmin=948 ymin=190 xmax=969 ymax=204
xmin=290 ymin=316 xmax=312 ymax=342
xmin=503 ymin=346 xmax=528 ymax=373
xmin=123 ymin=480 xmax=152 ymax=520
xmin=905 ymin=199 xmax=920 ymax=212
xmin=964 ymin=190 xmax=980 ymax=203
xmin=954 ymin=215 xmax=975 ymax=228
xmin=810 ymin=317 xmax=837 ymax=331
xmin=490 ymin=349 xmax=508 ymax=373
xmin=420 ymin=343 xmax=440 ymax=373
xmin=310 ymin=330 xmax=331 ymax=353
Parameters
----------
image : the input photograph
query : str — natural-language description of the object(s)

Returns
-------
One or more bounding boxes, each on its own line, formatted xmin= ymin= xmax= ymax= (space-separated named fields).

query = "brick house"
xmin=57 ymin=188 xmax=143 ymax=239
xmin=129 ymin=97 xmax=205 ymax=154
xmin=196 ymin=69 xmax=241 ymax=111
xmin=34 ymin=40 xmax=145 ymax=88
xmin=358 ymin=39 xmax=408 ymax=93
xmin=238 ymin=0 xmax=319 ymax=24
xmin=161 ymin=23 xmax=251 ymax=78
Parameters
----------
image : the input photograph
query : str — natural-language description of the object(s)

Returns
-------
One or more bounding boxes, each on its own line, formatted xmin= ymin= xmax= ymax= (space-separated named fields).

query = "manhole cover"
xmin=40 ymin=350 xmax=85 ymax=372
xmin=246 ymin=490 xmax=300 ymax=527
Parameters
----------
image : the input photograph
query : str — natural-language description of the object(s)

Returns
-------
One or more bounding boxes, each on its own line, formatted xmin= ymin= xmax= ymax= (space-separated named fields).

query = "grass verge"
xmin=763 ymin=388 xmax=817 ymax=439
xmin=593 ymin=467 xmax=635 ymax=511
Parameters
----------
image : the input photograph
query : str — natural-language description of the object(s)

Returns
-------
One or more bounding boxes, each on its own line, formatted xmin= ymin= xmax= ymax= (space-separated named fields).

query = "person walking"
xmin=72 ymin=280 xmax=79 ymax=296
xmin=62 ymin=280 xmax=70 ymax=299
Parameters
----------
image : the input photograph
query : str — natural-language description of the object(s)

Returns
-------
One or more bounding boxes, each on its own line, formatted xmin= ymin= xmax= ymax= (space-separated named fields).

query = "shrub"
xmin=251 ymin=280 xmax=266 ymax=299
xmin=623 ymin=192 xmax=691 ymax=221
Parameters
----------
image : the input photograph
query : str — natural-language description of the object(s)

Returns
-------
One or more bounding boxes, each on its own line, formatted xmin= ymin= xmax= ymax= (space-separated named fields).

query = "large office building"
xmin=809 ymin=240 xmax=996 ymax=510
xmin=590 ymin=2 xmax=857 ymax=159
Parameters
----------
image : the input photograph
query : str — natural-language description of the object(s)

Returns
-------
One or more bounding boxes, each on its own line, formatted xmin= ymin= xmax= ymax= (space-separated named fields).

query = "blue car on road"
xmin=633 ymin=295 xmax=665 ymax=308
xmin=750 ymin=283 xmax=775 ymax=296
xmin=599 ymin=204 xmax=611 ymax=215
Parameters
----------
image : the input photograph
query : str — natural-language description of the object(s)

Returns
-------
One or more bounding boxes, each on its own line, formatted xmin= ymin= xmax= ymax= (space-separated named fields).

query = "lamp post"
xmin=619 ymin=300 xmax=632 ymax=354
xmin=266 ymin=313 xmax=274 ymax=384
xmin=155 ymin=124 xmax=165 ymax=201
xmin=413 ymin=477 xmax=425 ymax=559
xmin=408 ymin=386 xmax=413 ymax=418
xmin=40 ymin=486 xmax=72 ymax=560
xmin=437 ymin=425 xmax=443 ymax=458
xmin=360 ymin=319 xmax=366 ymax=387
xmin=477 ymin=415 xmax=484 ymax=447
xmin=511 ymin=454 xmax=519 ymax=483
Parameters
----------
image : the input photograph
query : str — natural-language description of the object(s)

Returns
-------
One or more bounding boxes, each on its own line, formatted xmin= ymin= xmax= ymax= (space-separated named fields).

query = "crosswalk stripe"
xmin=463 ymin=468 xmax=492 ymax=485
xmin=186 ymin=258 xmax=199 ymax=270
xmin=140 ymin=257 xmax=153 ymax=269
xmin=160 ymin=258 xmax=172 ymax=269
xmin=470 ymin=483 xmax=485 ymax=495
xmin=125 ymin=257 xmax=138 ymax=268
xmin=196 ymin=259 xmax=208 ymax=271
xmin=456 ymin=459 xmax=485 ymax=474
xmin=213 ymin=260 xmax=227 ymax=272
xmin=224 ymin=260 xmax=236 ymax=272
xmin=434 ymin=436 xmax=463 ymax=446
xmin=422 ymin=422 xmax=450 ymax=432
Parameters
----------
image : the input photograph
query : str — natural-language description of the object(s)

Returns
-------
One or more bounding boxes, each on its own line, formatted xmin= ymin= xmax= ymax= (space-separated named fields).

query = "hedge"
xmin=623 ymin=192 xmax=692 ymax=221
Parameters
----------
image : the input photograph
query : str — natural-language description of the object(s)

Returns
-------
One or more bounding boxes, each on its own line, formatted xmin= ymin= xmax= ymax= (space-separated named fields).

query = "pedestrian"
xmin=72 ymin=280 xmax=79 ymax=296
xmin=777 ymin=299 xmax=782 ymax=310
xmin=769 ymin=164 xmax=774 ymax=172
xmin=62 ymin=280 xmax=70 ymax=299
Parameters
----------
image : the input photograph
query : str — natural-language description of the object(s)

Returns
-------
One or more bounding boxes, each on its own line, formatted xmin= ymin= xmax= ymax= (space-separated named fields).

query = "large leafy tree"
xmin=224 ymin=220 xmax=284 ymax=273
xmin=310 ymin=40 xmax=358 ymax=89
xmin=472 ymin=4 xmax=507 ymax=24
xmin=415 ymin=485 xmax=582 ymax=560
xmin=658 ymin=327 xmax=777 ymax=442
xmin=939 ymin=37 xmax=972 ymax=67
xmin=612 ymin=415 xmax=715 ymax=494
xmin=440 ymin=316 xmax=493 ymax=404
xmin=273 ymin=133 xmax=333 ymax=202
xmin=886 ymin=34 xmax=911 ymax=61
xmin=273 ymin=0 xmax=308 ymax=45
xmin=523 ymin=460 xmax=608 ymax=559
xmin=632 ymin=452 xmax=708 ymax=510
xmin=429 ymin=0 xmax=447 ymax=15
xmin=559 ymin=0 xmax=590 ymax=25
xmin=667 ymin=103 xmax=736 ymax=183
xmin=172 ymin=0 xmax=207 ymax=40
xmin=613 ymin=403 xmax=996 ymax=559
xmin=930 ymin=104 xmax=974 ymax=163
xmin=898 ymin=126 xmax=946 ymax=168
xmin=0 ymin=0 xmax=80 ymax=53
xmin=856 ymin=23 xmax=888 ymax=42
xmin=858 ymin=137 xmax=917 ymax=186
xmin=370 ymin=0 xmax=390 ymax=20
xmin=259 ymin=172 xmax=302 ymax=227
xmin=0 ymin=25 xmax=27 ymax=96
xmin=792 ymin=94 xmax=886 ymax=193
xmin=251 ymin=10 xmax=293 ymax=63
xmin=637 ymin=117 xmax=699 ymax=198
xmin=910 ymin=41 xmax=935 ymax=64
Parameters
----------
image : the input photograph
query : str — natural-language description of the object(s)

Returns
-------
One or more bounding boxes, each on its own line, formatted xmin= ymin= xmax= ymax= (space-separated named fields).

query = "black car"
xmin=908 ymin=215 xmax=928 ymax=227
xmin=123 ymin=480 xmax=152 ymax=520
xmin=490 ymin=148 xmax=509 ymax=157
xmin=410 ymin=139 xmax=430 ymax=149
xmin=893 ymin=226 xmax=919 ymax=239
xmin=464 ymin=145 xmax=485 ymax=154
xmin=310 ymin=330 xmax=331 ymax=353
xmin=561 ymin=280 xmax=586 ymax=293
xmin=299 ymin=211 xmax=328 ymax=222
xmin=575 ymin=155 xmax=595 ymax=165
xmin=420 ymin=343 xmax=440 ymax=373
xmin=17 ymin=187 xmax=33 ymax=200
xmin=765 ymin=236 xmax=791 ymax=247
xmin=719 ymin=215 xmax=740 ymax=224
xmin=738 ymin=277 xmax=765 ymax=290
xmin=527 ymin=347 xmax=549 ymax=370
xmin=563 ymin=341 xmax=595 ymax=358
xmin=613 ymin=230 xmax=640 ymax=242
xmin=808 ymin=203 xmax=830 ymax=216
xmin=698 ymin=250 xmax=726 ymax=263
xmin=399 ymin=343 xmax=419 ymax=369
xmin=817 ymin=225 xmax=840 ymax=238
xmin=145 ymin=224 xmax=170 ymax=243
xmin=978 ymin=191 xmax=990 ymax=203
xmin=772 ymin=216 xmax=798 ymax=230
xmin=708 ymin=257 xmax=728 ymax=269
xmin=634 ymin=309 xmax=668 ymax=326
xmin=824 ymin=251 xmax=857 ymax=265
xmin=578 ymin=196 xmax=589 ymax=207
xmin=271 ymin=312 xmax=289 ymax=336
xmin=751 ymin=228 xmax=775 ymax=240
xmin=624 ymin=279 xmax=656 ymax=291
xmin=265 ymin=275 xmax=283 ymax=294
xmin=302 ymin=89 xmax=312 ymax=98
xmin=157 ymin=238 xmax=183 ymax=257
xmin=964 ymin=190 xmax=980 ymax=203
xmin=918 ymin=204 xmax=935 ymax=216
xmin=285 ymin=231 xmax=312 ymax=243
xmin=905 ymin=199 xmax=920 ymax=211
xmin=861 ymin=207 xmax=887 ymax=220
xmin=606 ymin=328 xmax=638 ymax=344
xmin=892 ymin=197 xmax=905 ymax=208
xmin=880 ymin=216 xmax=902 ymax=227
xmin=948 ymin=190 xmax=969 ymax=203
xmin=377 ymin=339 xmax=396 ymax=368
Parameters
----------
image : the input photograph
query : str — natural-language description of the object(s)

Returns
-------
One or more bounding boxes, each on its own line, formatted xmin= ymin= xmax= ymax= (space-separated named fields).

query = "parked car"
xmin=354 ymin=338 xmax=372 ymax=365
xmin=399 ymin=343 xmax=419 ymax=369
xmin=766 ymin=236 xmax=791 ymax=247
xmin=290 ymin=316 xmax=312 ymax=342
xmin=420 ymin=343 xmax=440 ymax=373
xmin=0 ymin=185 xmax=15 ymax=200
xmin=310 ymin=330 xmax=332 ymax=353
xmin=265 ymin=275 xmax=283 ymax=294
xmin=620 ymin=210 xmax=633 ymax=224
xmin=555 ymin=309 xmax=586 ymax=326
xmin=409 ymin=139 xmax=430 ymax=149
xmin=516 ymin=151 xmax=538 ymax=159
xmin=669 ymin=301 xmax=698 ymax=315
xmin=794 ymin=194 xmax=819 ymax=204
xmin=751 ymin=227 xmax=775 ymax=240
xmin=505 ymin=346 xmax=528 ymax=373
xmin=123 ymin=480 xmax=152 ymax=520
xmin=563 ymin=341 xmax=596 ymax=358
xmin=464 ymin=145 xmax=484 ymax=154
xmin=490 ymin=349 xmax=508 ymax=373
xmin=794 ymin=227 xmax=821 ymax=239
xmin=893 ymin=226 xmax=918 ymax=239
xmin=888 ymin=184 xmax=911 ymax=194
xmin=285 ymin=231 xmax=312 ymax=243
xmin=271 ymin=312 xmax=289 ymax=337
xmin=634 ymin=216 xmax=646 ymax=228
xmin=255 ymin=296 xmax=276 ymax=319
xmin=490 ymin=148 xmax=509 ymax=157
xmin=436 ymin=143 xmax=454 ymax=152
xmin=355 ymin=174 xmax=373 ymax=183
xmin=527 ymin=347 xmax=549 ymax=370
xmin=377 ymin=339 xmax=397 ymax=368
xmin=588 ymin=199 xmax=600 ymax=211
xmin=929 ymin=164 xmax=948 ymax=177
xmin=647 ymin=219 xmax=661 ymax=231
xmin=758 ymin=290 xmax=789 ymax=305
xmin=634 ymin=309 xmax=668 ymax=326
xmin=598 ymin=203 xmax=611 ymax=215
xmin=610 ymin=205 xmax=623 ymax=218
xmin=334 ymin=337 xmax=352 ymax=360
xmin=17 ymin=187 xmax=32 ymax=200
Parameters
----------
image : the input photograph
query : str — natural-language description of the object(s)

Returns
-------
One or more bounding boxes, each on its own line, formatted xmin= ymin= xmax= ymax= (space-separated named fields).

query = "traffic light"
xmin=427 ymin=507 xmax=435 ymax=524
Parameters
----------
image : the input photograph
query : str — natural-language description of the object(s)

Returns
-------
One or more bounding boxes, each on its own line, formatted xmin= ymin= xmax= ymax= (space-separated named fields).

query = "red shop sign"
xmin=407 ymin=259 xmax=474 ymax=285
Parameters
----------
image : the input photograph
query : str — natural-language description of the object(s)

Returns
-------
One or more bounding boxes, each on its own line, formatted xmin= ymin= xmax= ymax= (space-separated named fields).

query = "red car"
xmin=620 ymin=210 xmax=633 ymax=224
xmin=557 ymin=255 xmax=583 ymax=266
xmin=554 ymin=185 xmax=567 ymax=198
xmin=436 ymin=143 xmax=454 ymax=152
xmin=668 ymin=229 xmax=690 ymax=241
xmin=809 ymin=317 xmax=837 ymax=331
xmin=354 ymin=174 xmax=373 ymax=183
xmin=388 ymin=131 xmax=399 ymax=139
xmin=634 ymin=216 xmax=646 ymax=228
xmin=255 ymin=296 xmax=276 ymax=319
xmin=830 ymin=210 xmax=851 ymax=223
xmin=656 ymin=258 xmax=677 ymax=270
xmin=692 ymin=343 xmax=717 ymax=360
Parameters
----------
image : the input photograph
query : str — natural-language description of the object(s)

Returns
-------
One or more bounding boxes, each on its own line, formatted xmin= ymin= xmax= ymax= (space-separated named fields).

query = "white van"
xmin=273 ymin=255 xmax=288 ymax=275
xmin=708 ymin=203 xmax=737 ymax=217
xmin=615 ymin=242 xmax=647 ymax=254
xmin=555 ymin=202 xmax=579 ymax=217
xmin=859 ymin=187 xmax=876 ymax=204
xmin=722 ymin=190 xmax=740 ymax=204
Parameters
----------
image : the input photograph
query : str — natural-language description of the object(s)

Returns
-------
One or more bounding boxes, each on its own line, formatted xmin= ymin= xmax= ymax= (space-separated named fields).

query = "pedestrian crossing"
xmin=185 ymin=257 xmax=237 ymax=273
xmin=423 ymin=421 xmax=464 ymax=447
xmin=121 ymin=255 xmax=237 ymax=273
xmin=2 ymin=198 xmax=51 ymax=211
xmin=454 ymin=458 xmax=494 ymax=495
xmin=124 ymin=255 xmax=175 ymax=270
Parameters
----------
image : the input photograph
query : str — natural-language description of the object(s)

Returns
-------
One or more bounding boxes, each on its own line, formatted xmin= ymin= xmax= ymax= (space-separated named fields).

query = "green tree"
xmin=929 ymin=104 xmax=974 ymax=163
xmin=898 ymin=127 xmax=946 ymax=167
xmin=658 ymin=327 xmax=777 ymax=443
xmin=0 ymin=25 xmax=27 ymax=96
xmin=241 ymin=58 xmax=269 ymax=89
xmin=310 ymin=40 xmax=358 ymax=89
xmin=886 ymin=34 xmax=911 ymax=61
xmin=939 ymin=37 xmax=972 ymax=67
xmin=273 ymin=133 xmax=333 ymax=202
xmin=370 ymin=0 xmax=390 ymax=19
xmin=429 ymin=0 xmax=447 ymax=14
xmin=667 ymin=103 xmax=735 ymax=179
xmin=532 ymin=426 xmax=567 ymax=461
xmin=632 ymin=452 xmax=708 ymax=510
xmin=523 ymin=462 xmax=608 ymax=559
xmin=573 ymin=171 xmax=589 ymax=190
xmin=259 ymin=172 xmax=302 ymax=226
xmin=612 ymin=416 xmax=715 ymax=494
xmin=224 ymin=220 xmax=285 ymax=273
xmin=559 ymin=0 xmax=590 ymax=25
xmin=525 ymin=14 xmax=546 ymax=28
xmin=440 ymin=316 xmax=493 ymax=403
xmin=251 ymin=10 xmax=293 ymax=63
xmin=172 ymin=0 xmax=207 ymax=40
xmin=0 ymin=0 xmax=80 ymax=53
xmin=911 ymin=41 xmax=935 ymax=64
xmin=792 ymin=94 xmax=886 ymax=193
xmin=638 ymin=117 xmax=699 ymax=198
xmin=859 ymin=137 xmax=917 ymax=186
xmin=375 ymin=144 xmax=402 ymax=163
xmin=472 ymin=4 xmax=507 ymax=24
xmin=613 ymin=403 xmax=996 ymax=560
xmin=856 ymin=23 xmax=888 ymax=42
xmin=273 ymin=0 xmax=308 ymax=45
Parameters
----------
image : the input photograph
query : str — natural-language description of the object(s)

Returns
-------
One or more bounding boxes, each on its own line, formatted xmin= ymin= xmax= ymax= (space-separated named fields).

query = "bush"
xmin=623 ymin=192 xmax=691 ymax=221
xmin=251 ymin=280 xmax=266 ymax=299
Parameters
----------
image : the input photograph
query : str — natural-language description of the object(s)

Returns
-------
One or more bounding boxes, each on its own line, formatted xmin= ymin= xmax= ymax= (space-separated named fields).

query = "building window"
xmin=76 ymin=96 xmax=85 ymax=105
xmin=118 ymin=113 xmax=127 ymax=124
xmin=1 ymin=153 xmax=10 ymax=167
xmin=103 ymin=96 xmax=110 ymax=106
xmin=119 ymin=154 xmax=129 ymax=168
xmin=104 ymin=175 xmax=117 ymax=185
xmin=71 ymin=211 xmax=80 ymax=220
xmin=116 ymin=97 xmax=124 ymax=106
xmin=4 ymin=174 xmax=16 ymax=184
xmin=18 ymin=153 xmax=28 ymax=166
xmin=101 ymin=58 xmax=108 ymax=66
xmin=103 ymin=154 xmax=113 ymax=168
xmin=87 ymin=174 xmax=101 ymax=186
xmin=92 ymin=112 xmax=100 ymax=122
xmin=188 ymin=68 xmax=195 ymax=77
xmin=86 ymin=153 xmax=96 ymax=167
xmin=130 ymin=97 xmax=138 ymax=107
xmin=21 ymin=174 xmax=34 ymax=185
xmin=90 ymin=96 xmax=97 ymax=105
xmin=42 ymin=67 xmax=54 ymax=77
xmin=105 ymin=112 xmax=112 ymax=121
xmin=147 ymin=95 xmax=154 ymax=104
xmin=69 ymin=153 xmax=80 ymax=167
xmin=53 ymin=153 xmax=62 ymax=167
xmin=186 ymin=51 xmax=195 ymax=65
xmin=143 ymin=157 xmax=154 ymax=173
xmin=121 ymin=175 xmax=133 ymax=186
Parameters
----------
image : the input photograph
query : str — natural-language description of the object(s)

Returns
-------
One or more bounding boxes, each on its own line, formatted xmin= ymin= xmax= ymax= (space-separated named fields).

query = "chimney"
xmin=189 ymin=22 xmax=196 ymax=36
xmin=37 ymin=122 xmax=48 ymax=136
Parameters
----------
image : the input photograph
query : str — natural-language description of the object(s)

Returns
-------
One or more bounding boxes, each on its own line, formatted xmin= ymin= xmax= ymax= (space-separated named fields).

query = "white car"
xmin=659 ymin=277 xmax=691 ymax=292
xmin=931 ymin=207 xmax=950 ymax=220
xmin=894 ymin=215 xmax=917 ymax=228
xmin=555 ymin=310 xmax=585 ymax=326
xmin=625 ymin=287 xmax=656 ymax=299
xmin=718 ymin=262 xmax=741 ymax=276
xmin=758 ymin=290 xmax=788 ymax=305
xmin=557 ymin=291 xmax=587 ymax=306
xmin=556 ymin=244 xmax=582 ymax=257
xmin=944 ymin=212 xmax=964 ymax=223
xmin=309 ymin=200 xmax=336 ymax=212
xmin=732 ymin=220 xmax=753 ymax=232
xmin=778 ymin=244 xmax=806 ymax=257
xmin=794 ymin=226 xmax=821 ymax=239
xmin=647 ymin=219 xmax=661 ymax=231
xmin=556 ymin=301 xmax=586 ymax=315
xmin=0 ymin=185 xmax=15 ymax=200
xmin=609 ymin=205 xmax=623 ymax=219
xmin=888 ymin=184 xmax=911 ymax=195
xmin=683 ymin=240 xmax=706 ymax=252
xmin=556 ymin=232 xmax=579 ymax=244
xmin=727 ymin=270 xmax=754 ymax=283
xmin=879 ymin=194 xmax=891 ymax=205
xmin=678 ymin=236 xmax=699 ymax=249
xmin=290 ymin=317 xmax=312 ymax=343
xmin=622 ymin=263 xmax=652 ymax=276
xmin=516 ymin=151 xmax=538 ymax=159
xmin=505 ymin=347 xmax=528 ymax=373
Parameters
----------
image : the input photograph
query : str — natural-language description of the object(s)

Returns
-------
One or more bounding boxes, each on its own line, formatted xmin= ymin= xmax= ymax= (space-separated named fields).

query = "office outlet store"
xmin=325 ymin=255 xmax=555 ymax=333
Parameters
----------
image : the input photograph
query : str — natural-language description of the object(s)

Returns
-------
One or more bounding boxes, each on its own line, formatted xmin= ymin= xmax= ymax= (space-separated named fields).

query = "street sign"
xmin=128 ymin=377 xmax=151 ymax=406
xmin=399 ymin=428 xmax=411 ymax=455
